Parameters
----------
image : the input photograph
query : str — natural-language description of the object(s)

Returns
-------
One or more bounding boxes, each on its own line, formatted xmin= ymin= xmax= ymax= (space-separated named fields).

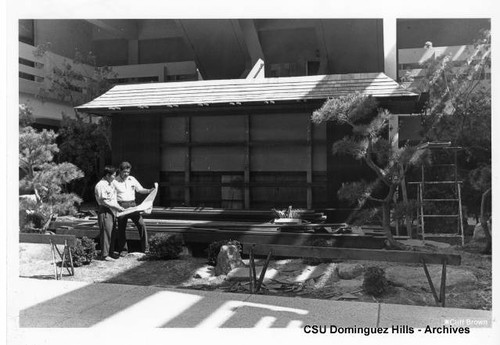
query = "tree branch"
xmin=365 ymin=139 xmax=391 ymax=186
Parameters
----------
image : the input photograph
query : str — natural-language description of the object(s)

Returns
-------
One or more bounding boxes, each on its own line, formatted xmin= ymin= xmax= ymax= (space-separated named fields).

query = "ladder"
xmin=411 ymin=142 xmax=465 ymax=245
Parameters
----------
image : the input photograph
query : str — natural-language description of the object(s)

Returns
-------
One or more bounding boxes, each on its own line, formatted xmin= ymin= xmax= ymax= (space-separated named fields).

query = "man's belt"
xmin=118 ymin=200 xmax=136 ymax=208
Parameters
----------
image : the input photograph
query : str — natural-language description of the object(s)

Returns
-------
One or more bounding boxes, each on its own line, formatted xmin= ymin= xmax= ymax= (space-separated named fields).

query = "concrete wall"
xmin=176 ymin=20 xmax=248 ymax=80
xmin=321 ymin=19 xmax=384 ymax=74
xmin=397 ymin=19 xmax=490 ymax=49
xmin=138 ymin=37 xmax=193 ymax=64
xmin=35 ymin=20 xmax=93 ymax=59
xmin=91 ymin=39 xmax=129 ymax=66
xmin=19 ymin=92 xmax=75 ymax=125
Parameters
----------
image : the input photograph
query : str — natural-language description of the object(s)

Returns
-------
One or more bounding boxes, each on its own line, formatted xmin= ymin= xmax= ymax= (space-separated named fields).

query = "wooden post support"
xmin=50 ymin=240 xmax=58 ymax=280
xmin=440 ymin=258 xmax=447 ymax=307
xmin=249 ymin=248 xmax=256 ymax=293
xmin=248 ymin=253 xmax=254 ymax=293
xmin=50 ymin=239 xmax=75 ymax=280
xmin=255 ymin=250 xmax=273 ymax=293
xmin=422 ymin=259 xmax=442 ymax=307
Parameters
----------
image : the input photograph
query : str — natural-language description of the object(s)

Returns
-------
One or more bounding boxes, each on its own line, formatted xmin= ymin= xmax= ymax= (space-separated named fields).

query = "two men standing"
xmin=94 ymin=162 xmax=155 ymax=260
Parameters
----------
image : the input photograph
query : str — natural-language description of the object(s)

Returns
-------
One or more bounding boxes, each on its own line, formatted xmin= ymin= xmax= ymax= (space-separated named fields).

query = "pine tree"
xmin=19 ymin=105 xmax=84 ymax=232
xmin=312 ymin=93 xmax=429 ymax=248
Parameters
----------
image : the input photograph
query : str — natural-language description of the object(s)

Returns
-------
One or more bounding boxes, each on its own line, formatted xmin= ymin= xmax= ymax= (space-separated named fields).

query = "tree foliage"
xmin=34 ymin=43 xmax=117 ymax=108
xmin=57 ymin=113 xmax=112 ymax=199
xmin=404 ymin=29 xmax=491 ymax=251
xmin=398 ymin=29 xmax=493 ymax=252
xmin=33 ymin=44 xmax=115 ymax=200
xmin=405 ymin=29 xmax=491 ymax=171
xmin=19 ymin=105 xmax=84 ymax=231
xmin=313 ymin=93 xmax=429 ymax=247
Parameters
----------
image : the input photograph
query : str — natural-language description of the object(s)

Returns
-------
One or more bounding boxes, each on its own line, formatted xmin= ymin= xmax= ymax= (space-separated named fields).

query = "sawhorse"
xmin=20 ymin=233 xmax=77 ymax=280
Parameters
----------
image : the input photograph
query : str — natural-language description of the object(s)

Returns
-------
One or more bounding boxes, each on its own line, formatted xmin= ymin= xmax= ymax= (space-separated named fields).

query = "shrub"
xmin=362 ymin=266 xmax=389 ymax=297
xmin=207 ymin=239 xmax=242 ymax=266
xmin=19 ymin=213 xmax=45 ymax=232
xmin=70 ymin=236 xmax=96 ymax=267
xmin=148 ymin=233 xmax=183 ymax=260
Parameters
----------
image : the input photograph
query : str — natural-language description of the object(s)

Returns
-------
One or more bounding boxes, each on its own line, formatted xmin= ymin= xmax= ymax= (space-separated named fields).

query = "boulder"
xmin=214 ymin=244 xmax=244 ymax=276
xmin=226 ymin=266 xmax=279 ymax=282
xmin=337 ymin=263 xmax=364 ymax=280
xmin=193 ymin=265 xmax=215 ymax=279
xmin=473 ymin=222 xmax=491 ymax=241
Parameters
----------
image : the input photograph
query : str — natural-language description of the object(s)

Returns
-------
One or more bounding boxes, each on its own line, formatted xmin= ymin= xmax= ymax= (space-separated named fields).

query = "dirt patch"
xmin=18 ymin=240 xmax=491 ymax=310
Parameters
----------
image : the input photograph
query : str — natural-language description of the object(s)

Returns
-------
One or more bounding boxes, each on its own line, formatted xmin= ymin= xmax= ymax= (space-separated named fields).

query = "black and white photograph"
xmin=3 ymin=0 xmax=498 ymax=344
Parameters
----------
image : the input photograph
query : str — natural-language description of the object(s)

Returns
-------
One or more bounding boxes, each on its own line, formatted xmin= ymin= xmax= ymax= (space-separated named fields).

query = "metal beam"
xmin=238 ymin=19 xmax=265 ymax=68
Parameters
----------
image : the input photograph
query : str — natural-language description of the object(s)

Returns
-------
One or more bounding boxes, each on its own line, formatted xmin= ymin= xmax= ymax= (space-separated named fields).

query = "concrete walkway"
xmin=10 ymin=277 xmax=492 ymax=329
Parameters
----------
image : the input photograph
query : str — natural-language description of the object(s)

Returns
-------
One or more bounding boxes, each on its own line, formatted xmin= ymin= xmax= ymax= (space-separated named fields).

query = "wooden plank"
xmin=19 ymin=233 xmax=77 ymax=246
xmin=161 ymin=139 xmax=328 ymax=147
xmin=54 ymin=226 xmax=385 ymax=249
xmin=241 ymin=244 xmax=461 ymax=265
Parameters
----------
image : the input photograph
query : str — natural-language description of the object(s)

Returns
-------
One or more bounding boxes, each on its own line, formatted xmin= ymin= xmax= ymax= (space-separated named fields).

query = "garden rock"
xmin=385 ymin=266 xmax=477 ymax=290
xmin=290 ymin=263 xmax=331 ymax=283
xmin=215 ymin=244 xmax=244 ymax=276
xmin=337 ymin=263 xmax=364 ymax=279
xmin=473 ymin=223 xmax=491 ymax=241
xmin=193 ymin=265 xmax=215 ymax=279
xmin=226 ymin=266 xmax=279 ymax=282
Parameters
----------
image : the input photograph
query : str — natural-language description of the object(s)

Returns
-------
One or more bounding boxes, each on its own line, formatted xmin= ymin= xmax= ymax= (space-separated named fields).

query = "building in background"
xmin=19 ymin=18 xmax=490 ymax=215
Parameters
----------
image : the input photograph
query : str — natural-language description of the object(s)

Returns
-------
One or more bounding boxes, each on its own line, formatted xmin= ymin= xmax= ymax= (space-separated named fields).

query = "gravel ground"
xmin=18 ymin=240 xmax=492 ymax=310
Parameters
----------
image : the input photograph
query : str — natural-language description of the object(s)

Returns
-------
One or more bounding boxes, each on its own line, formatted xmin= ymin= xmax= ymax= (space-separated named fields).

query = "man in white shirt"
xmin=113 ymin=161 xmax=154 ymax=254
xmin=94 ymin=166 xmax=125 ymax=261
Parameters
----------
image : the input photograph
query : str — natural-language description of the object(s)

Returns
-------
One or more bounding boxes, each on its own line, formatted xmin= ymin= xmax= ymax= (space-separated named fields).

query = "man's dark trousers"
xmin=116 ymin=200 xmax=148 ymax=253
xmin=98 ymin=206 xmax=117 ymax=257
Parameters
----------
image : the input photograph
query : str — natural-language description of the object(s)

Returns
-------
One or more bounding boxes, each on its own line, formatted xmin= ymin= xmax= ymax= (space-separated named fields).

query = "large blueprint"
xmin=117 ymin=183 xmax=158 ymax=217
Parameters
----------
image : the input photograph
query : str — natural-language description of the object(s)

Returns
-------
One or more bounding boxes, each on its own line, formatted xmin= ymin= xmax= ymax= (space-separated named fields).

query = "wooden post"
xmin=184 ymin=116 xmax=191 ymax=206
xmin=249 ymin=247 xmax=256 ymax=293
xmin=439 ymin=259 xmax=447 ymax=307
xmin=244 ymin=114 xmax=251 ymax=209
xmin=422 ymin=259 xmax=441 ymax=307
xmin=67 ymin=244 xmax=75 ymax=276
xmin=50 ymin=240 xmax=58 ymax=280
xmin=307 ymin=121 xmax=313 ymax=209
xmin=256 ymin=250 xmax=273 ymax=292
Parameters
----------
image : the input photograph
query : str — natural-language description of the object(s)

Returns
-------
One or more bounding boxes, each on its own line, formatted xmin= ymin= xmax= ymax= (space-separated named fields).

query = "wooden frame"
xmin=19 ymin=233 xmax=76 ymax=280
xmin=242 ymin=243 xmax=460 ymax=306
